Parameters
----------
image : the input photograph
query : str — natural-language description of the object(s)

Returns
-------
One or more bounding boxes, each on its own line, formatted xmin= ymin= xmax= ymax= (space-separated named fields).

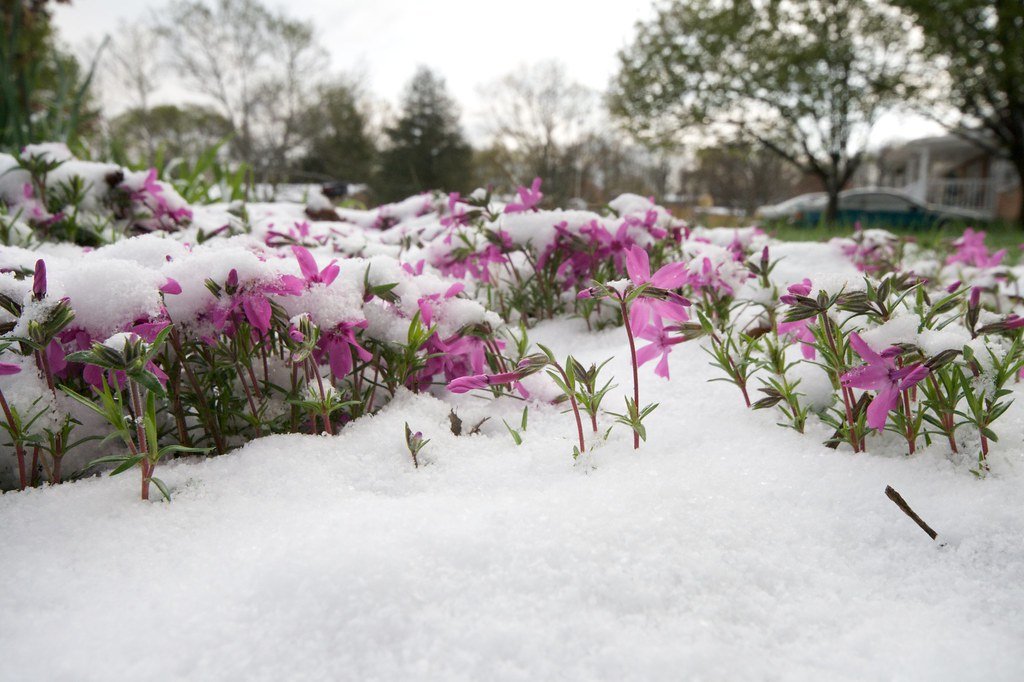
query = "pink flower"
xmin=160 ymin=278 xmax=182 ymax=295
xmin=777 ymin=318 xmax=816 ymax=359
xmin=1004 ymin=314 xmax=1024 ymax=330
xmin=291 ymin=246 xmax=339 ymax=286
xmin=625 ymin=246 xmax=689 ymax=334
xmin=447 ymin=370 xmax=524 ymax=394
xmin=447 ymin=374 xmax=491 ymax=393
xmin=210 ymin=269 xmax=300 ymax=337
xmin=625 ymin=246 xmax=687 ymax=290
xmin=947 ymin=228 xmax=1005 ymax=269
xmin=779 ymin=278 xmax=812 ymax=306
xmin=0 ymin=362 xmax=21 ymax=375
xmin=504 ymin=177 xmax=543 ymax=214
xmin=635 ymin=325 xmax=685 ymax=379
xmin=446 ymin=356 xmax=544 ymax=395
xmin=32 ymin=259 xmax=46 ymax=300
xmin=402 ymin=260 xmax=426 ymax=276
xmin=416 ymin=283 xmax=464 ymax=326
xmin=318 ymin=322 xmax=372 ymax=379
xmin=778 ymin=279 xmax=816 ymax=359
xmin=841 ymin=333 xmax=929 ymax=430
xmin=131 ymin=169 xmax=193 ymax=228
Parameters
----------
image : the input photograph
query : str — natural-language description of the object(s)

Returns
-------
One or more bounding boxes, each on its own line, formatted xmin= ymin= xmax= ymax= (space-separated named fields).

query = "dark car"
xmin=759 ymin=188 xmax=990 ymax=228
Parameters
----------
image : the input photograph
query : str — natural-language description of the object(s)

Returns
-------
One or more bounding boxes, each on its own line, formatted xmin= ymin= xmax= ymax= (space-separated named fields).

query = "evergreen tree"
xmin=377 ymin=67 xmax=473 ymax=202
xmin=1 ymin=0 xmax=101 ymax=150
xmin=298 ymin=80 xmax=376 ymax=183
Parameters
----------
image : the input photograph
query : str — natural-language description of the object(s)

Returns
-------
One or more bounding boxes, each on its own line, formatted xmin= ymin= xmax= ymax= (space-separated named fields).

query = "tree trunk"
xmin=1014 ymin=159 xmax=1024 ymax=229
xmin=825 ymin=185 xmax=840 ymax=225
xmin=1017 ymin=183 xmax=1024 ymax=229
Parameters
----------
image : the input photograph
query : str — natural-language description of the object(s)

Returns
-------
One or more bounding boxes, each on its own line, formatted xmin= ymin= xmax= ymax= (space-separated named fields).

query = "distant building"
xmin=863 ymin=135 xmax=1021 ymax=221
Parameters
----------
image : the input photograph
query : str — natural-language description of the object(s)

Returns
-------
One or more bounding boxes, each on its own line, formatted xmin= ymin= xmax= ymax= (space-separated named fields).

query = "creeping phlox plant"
xmin=697 ymin=225 xmax=1024 ymax=476
xmin=4 ymin=146 xmax=1022 ymax=497
xmin=0 ymin=143 xmax=199 ymax=247
xmin=0 ymin=243 xmax=507 ymax=498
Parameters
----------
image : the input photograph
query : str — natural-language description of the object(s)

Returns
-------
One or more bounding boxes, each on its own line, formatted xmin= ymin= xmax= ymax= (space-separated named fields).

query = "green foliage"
xmin=107 ymin=103 xmax=233 ymax=169
xmin=612 ymin=0 xmax=914 ymax=222
xmin=297 ymin=79 xmax=376 ymax=183
xmin=894 ymin=0 xmax=1024 ymax=224
xmin=1 ymin=0 xmax=104 ymax=151
xmin=376 ymin=67 xmax=473 ymax=202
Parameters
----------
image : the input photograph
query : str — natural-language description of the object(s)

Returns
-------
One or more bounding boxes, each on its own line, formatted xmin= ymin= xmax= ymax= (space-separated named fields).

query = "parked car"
xmin=756 ymin=192 xmax=826 ymax=221
xmin=758 ymin=188 xmax=990 ymax=228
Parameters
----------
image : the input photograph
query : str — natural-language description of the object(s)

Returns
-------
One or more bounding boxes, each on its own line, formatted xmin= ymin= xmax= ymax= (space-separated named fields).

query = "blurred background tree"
xmin=107 ymin=104 xmax=232 ymax=164
xmin=376 ymin=66 xmax=473 ymax=202
xmin=894 ymin=0 xmax=1024 ymax=226
xmin=1 ymin=0 xmax=102 ymax=150
xmin=159 ymin=0 xmax=327 ymax=183
xmin=480 ymin=61 xmax=596 ymax=204
xmin=612 ymin=0 xmax=916 ymax=223
xmin=295 ymin=78 xmax=376 ymax=184
xmin=680 ymin=142 xmax=802 ymax=216
xmin=7 ymin=0 xmax=1020 ymax=218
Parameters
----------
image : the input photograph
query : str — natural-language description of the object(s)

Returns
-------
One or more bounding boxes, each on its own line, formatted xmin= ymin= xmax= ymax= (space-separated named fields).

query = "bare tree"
xmin=480 ymin=61 xmax=599 ymax=201
xmin=159 ymin=0 xmax=327 ymax=180
xmin=97 ymin=22 xmax=163 ymax=155
xmin=680 ymin=142 xmax=801 ymax=215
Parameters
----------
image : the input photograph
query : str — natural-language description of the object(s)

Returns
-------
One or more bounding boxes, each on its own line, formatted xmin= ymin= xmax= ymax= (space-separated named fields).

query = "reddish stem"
xmin=902 ymin=388 xmax=916 ymax=455
xmin=619 ymin=296 xmax=640 ymax=450
xmin=0 ymin=387 xmax=27 ymax=490
xmin=551 ymin=362 xmax=586 ymax=454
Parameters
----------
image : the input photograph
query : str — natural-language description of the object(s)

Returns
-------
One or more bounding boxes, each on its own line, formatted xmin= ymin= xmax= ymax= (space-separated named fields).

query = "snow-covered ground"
xmin=3 ymin=316 xmax=1023 ymax=681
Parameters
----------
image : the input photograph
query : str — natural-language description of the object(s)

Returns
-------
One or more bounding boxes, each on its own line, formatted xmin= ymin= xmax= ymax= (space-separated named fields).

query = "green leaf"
xmin=60 ymin=386 xmax=107 ymax=419
xmin=144 ymin=391 xmax=159 ymax=458
xmin=150 ymin=477 xmax=172 ymax=502
xmin=159 ymin=445 xmax=211 ymax=456
xmin=132 ymin=370 xmax=166 ymax=398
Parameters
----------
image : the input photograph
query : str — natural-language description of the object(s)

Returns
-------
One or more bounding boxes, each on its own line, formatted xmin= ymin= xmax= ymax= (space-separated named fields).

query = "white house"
xmin=864 ymin=135 xmax=1021 ymax=221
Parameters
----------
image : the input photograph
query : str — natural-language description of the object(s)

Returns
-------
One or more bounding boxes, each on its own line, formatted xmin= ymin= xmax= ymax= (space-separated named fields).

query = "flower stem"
xmin=820 ymin=312 xmax=860 ymax=453
xmin=620 ymin=296 xmax=640 ymax=450
xmin=0 ymin=387 xmax=27 ymax=489
xmin=550 ymin=361 xmax=586 ymax=454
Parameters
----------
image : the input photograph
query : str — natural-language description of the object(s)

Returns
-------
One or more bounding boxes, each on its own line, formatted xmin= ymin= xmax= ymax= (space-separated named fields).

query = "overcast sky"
xmin=53 ymin=0 xmax=942 ymax=147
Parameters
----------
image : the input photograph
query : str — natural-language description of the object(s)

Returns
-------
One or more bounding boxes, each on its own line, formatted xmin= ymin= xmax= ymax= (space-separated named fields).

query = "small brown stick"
xmin=885 ymin=486 xmax=938 ymax=541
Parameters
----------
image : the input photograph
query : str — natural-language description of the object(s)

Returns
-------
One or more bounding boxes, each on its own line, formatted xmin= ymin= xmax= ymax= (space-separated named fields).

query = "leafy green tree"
xmin=376 ymin=67 xmax=473 ymax=201
xmin=107 ymin=104 xmax=233 ymax=166
xmin=296 ymin=79 xmax=376 ymax=183
xmin=1 ymin=0 xmax=102 ymax=150
xmin=894 ymin=0 xmax=1024 ymax=225
xmin=612 ymin=0 xmax=913 ymax=222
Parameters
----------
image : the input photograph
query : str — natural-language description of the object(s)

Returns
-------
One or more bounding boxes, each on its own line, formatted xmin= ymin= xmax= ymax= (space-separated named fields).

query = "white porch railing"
xmin=924 ymin=178 xmax=996 ymax=214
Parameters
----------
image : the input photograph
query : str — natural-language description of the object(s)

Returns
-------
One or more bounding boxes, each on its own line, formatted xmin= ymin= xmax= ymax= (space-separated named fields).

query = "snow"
xmin=859 ymin=313 xmax=922 ymax=351
xmin=3 ymin=163 xmax=1024 ymax=678
xmin=2 ymin=318 xmax=1024 ymax=681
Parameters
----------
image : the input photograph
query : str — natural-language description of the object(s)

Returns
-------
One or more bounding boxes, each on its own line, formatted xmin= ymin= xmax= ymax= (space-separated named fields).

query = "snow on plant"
xmin=578 ymin=246 xmax=690 ymax=448
xmin=697 ymin=226 xmax=1024 ymax=470
xmin=0 ymin=145 xmax=196 ymax=246
xmin=0 ymin=230 xmax=510 ymax=495
xmin=4 ymin=145 xmax=1024 ymax=495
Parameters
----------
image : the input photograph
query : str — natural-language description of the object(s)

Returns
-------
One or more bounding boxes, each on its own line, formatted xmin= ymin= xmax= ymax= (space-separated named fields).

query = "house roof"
xmin=884 ymin=134 xmax=990 ymax=163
